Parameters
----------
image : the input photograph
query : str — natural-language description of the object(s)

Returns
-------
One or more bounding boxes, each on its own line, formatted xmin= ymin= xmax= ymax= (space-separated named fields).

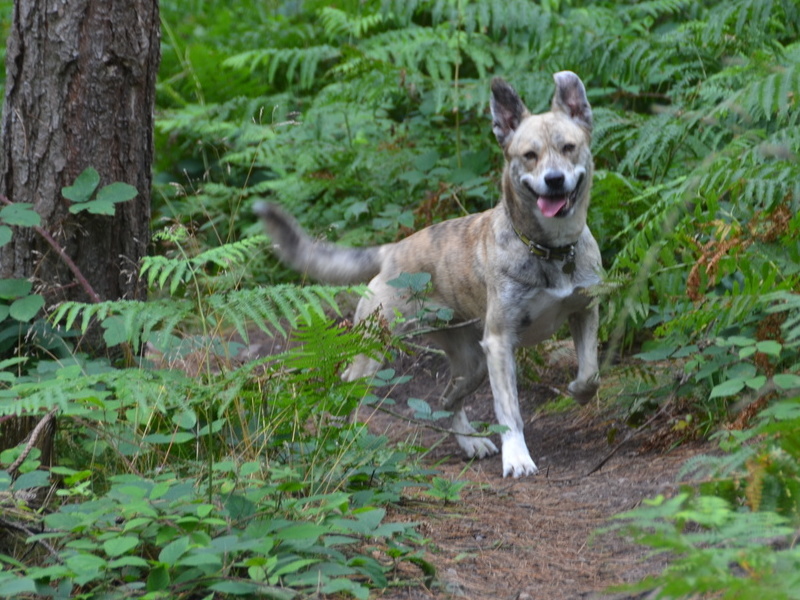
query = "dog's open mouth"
xmin=536 ymin=173 xmax=584 ymax=218
xmin=537 ymin=195 xmax=569 ymax=218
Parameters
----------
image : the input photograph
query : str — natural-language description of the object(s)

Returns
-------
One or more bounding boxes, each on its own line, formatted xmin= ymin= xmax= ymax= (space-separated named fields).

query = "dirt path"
xmin=355 ymin=351 xmax=702 ymax=599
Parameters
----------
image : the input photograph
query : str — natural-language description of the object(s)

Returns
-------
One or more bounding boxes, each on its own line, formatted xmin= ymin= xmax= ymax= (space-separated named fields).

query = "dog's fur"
xmin=254 ymin=72 xmax=601 ymax=478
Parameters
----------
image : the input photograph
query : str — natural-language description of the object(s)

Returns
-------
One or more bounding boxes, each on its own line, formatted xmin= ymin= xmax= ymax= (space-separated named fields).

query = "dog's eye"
xmin=562 ymin=143 xmax=576 ymax=153
xmin=523 ymin=150 xmax=538 ymax=161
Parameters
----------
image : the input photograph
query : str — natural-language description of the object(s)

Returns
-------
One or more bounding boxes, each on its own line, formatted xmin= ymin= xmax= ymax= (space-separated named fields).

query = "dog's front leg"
xmin=481 ymin=326 xmax=538 ymax=478
xmin=567 ymin=305 xmax=600 ymax=404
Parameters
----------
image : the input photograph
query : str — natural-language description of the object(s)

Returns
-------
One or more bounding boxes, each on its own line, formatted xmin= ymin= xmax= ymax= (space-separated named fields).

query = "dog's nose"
xmin=544 ymin=171 xmax=565 ymax=189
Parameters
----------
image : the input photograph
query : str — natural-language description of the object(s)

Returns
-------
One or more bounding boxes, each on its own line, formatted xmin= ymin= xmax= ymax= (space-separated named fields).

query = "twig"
xmin=580 ymin=399 xmax=672 ymax=478
xmin=0 ymin=194 xmax=101 ymax=303
xmin=7 ymin=408 xmax=58 ymax=476
xmin=546 ymin=375 xmax=687 ymax=483
xmin=0 ymin=517 xmax=62 ymax=562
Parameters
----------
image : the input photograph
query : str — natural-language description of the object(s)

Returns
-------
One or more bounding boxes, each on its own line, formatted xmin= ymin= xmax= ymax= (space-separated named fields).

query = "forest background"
xmin=0 ymin=0 xmax=799 ymax=598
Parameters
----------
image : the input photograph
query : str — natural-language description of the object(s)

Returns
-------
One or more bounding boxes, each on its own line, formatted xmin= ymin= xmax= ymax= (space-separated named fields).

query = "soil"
xmin=247 ymin=331 xmax=703 ymax=600
xmin=351 ymin=349 xmax=703 ymax=600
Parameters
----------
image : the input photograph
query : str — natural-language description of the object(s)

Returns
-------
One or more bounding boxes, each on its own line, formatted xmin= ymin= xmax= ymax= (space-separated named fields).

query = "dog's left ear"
xmin=490 ymin=78 xmax=529 ymax=147
xmin=551 ymin=71 xmax=592 ymax=133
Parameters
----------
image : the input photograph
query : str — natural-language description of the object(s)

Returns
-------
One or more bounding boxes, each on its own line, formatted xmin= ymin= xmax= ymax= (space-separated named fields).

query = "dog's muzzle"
xmin=527 ymin=171 xmax=585 ymax=218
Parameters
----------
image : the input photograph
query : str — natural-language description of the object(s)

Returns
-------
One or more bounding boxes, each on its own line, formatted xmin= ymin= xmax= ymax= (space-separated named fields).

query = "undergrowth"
xmin=0 ymin=210 xmax=434 ymax=598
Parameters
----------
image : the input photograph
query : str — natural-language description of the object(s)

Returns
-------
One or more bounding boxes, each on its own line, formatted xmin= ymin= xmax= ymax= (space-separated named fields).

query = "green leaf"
xmin=13 ymin=469 xmax=50 ymax=490
xmin=275 ymin=523 xmax=327 ymax=542
xmin=9 ymin=294 xmax=44 ymax=322
xmin=744 ymin=375 xmax=767 ymax=390
xmin=69 ymin=182 xmax=138 ymax=215
xmin=387 ymin=272 xmax=431 ymax=293
xmin=634 ymin=345 xmax=675 ymax=361
xmin=0 ymin=203 xmax=41 ymax=227
xmin=0 ymin=278 xmax=32 ymax=299
xmin=97 ymin=182 xmax=138 ymax=205
xmin=0 ymin=226 xmax=12 ymax=247
xmin=407 ymin=398 xmax=432 ymax=416
xmin=208 ymin=581 xmax=259 ymax=595
xmin=717 ymin=335 xmax=755 ymax=347
xmin=103 ymin=535 xmax=140 ymax=557
xmin=102 ymin=315 xmax=128 ymax=347
xmin=62 ymin=167 xmax=100 ymax=203
xmin=709 ymin=378 xmax=746 ymax=399
xmin=177 ymin=552 xmax=223 ymax=568
xmin=755 ymin=340 xmax=782 ymax=357
xmin=158 ymin=535 xmax=191 ymax=564
xmin=107 ymin=556 xmax=149 ymax=569
xmin=143 ymin=432 xmax=195 ymax=444
xmin=774 ymin=374 xmax=800 ymax=390
xmin=0 ymin=576 xmax=37 ymax=597
xmin=146 ymin=565 xmax=170 ymax=592
xmin=64 ymin=552 xmax=106 ymax=584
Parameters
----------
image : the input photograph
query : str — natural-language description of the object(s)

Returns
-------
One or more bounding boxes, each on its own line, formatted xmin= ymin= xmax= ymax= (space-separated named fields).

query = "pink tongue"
xmin=537 ymin=196 xmax=568 ymax=217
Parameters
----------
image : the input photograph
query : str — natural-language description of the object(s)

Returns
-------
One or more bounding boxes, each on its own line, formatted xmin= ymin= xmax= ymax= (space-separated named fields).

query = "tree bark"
xmin=0 ymin=0 xmax=160 ymax=306
xmin=0 ymin=0 xmax=160 ymax=466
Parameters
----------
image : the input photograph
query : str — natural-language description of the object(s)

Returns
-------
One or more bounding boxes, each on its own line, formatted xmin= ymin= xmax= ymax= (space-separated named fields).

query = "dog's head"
xmin=491 ymin=72 xmax=593 ymax=244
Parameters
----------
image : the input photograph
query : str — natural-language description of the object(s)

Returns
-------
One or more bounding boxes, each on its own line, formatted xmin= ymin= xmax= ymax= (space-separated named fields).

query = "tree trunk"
xmin=0 ymin=0 xmax=160 ymax=466
xmin=0 ymin=0 xmax=160 ymax=307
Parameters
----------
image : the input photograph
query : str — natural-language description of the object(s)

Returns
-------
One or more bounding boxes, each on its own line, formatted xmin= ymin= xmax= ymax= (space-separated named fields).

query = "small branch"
xmin=0 ymin=517 xmax=63 ymax=562
xmin=0 ymin=194 xmax=101 ymax=303
xmin=7 ymin=408 xmax=58 ymax=476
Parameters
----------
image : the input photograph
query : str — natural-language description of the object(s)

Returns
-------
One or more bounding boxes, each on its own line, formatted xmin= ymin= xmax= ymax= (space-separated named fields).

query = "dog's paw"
xmin=501 ymin=434 xmax=539 ymax=478
xmin=568 ymin=373 xmax=600 ymax=405
xmin=457 ymin=435 xmax=499 ymax=459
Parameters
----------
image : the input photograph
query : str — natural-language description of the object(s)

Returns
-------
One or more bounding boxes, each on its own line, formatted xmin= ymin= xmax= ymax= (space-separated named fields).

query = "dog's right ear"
xmin=490 ymin=78 xmax=529 ymax=147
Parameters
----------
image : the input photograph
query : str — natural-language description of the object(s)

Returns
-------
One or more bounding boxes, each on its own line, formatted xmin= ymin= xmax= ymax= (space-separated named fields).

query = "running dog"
xmin=254 ymin=71 xmax=601 ymax=477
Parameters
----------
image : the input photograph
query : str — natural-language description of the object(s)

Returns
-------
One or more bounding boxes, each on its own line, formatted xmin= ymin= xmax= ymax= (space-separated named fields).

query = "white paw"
xmin=457 ymin=434 xmax=499 ymax=459
xmin=451 ymin=410 xmax=499 ymax=459
xmin=568 ymin=373 xmax=600 ymax=405
xmin=501 ymin=433 xmax=538 ymax=478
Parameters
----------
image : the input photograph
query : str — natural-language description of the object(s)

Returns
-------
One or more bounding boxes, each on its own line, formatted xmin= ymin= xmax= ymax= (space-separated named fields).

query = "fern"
xmin=318 ymin=6 xmax=390 ymax=40
xmin=223 ymin=45 xmax=341 ymax=90
xmin=206 ymin=284 xmax=353 ymax=340
xmin=140 ymin=235 xmax=268 ymax=294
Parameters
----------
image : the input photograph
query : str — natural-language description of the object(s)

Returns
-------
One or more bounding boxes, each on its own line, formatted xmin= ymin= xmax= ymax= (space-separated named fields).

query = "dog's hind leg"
xmin=431 ymin=328 xmax=498 ymax=459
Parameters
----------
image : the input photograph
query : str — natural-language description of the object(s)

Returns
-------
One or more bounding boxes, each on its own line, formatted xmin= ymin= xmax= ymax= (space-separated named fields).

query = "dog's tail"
xmin=253 ymin=201 xmax=382 ymax=285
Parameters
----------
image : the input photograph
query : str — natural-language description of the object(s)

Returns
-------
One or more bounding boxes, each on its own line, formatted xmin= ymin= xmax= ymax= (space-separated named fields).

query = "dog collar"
xmin=513 ymin=227 xmax=577 ymax=274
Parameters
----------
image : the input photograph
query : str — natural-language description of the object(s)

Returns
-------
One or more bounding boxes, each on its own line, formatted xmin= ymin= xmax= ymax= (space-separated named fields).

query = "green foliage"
xmin=609 ymin=389 xmax=800 ymax=598
xmin=51 ymin=228 xmax=350 ymax=349
xmin=0 ymin=309 xmax=430 ymax=599
xmin=423 ymin=476 xmax=468 ymax=504
xmin=0 ymin=176 xmax=428 ymax=598
xmin=607 ymin=491 xmax=800 ymax=599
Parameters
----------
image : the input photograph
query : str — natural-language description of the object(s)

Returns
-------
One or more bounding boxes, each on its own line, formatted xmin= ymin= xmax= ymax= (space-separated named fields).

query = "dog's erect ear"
xmin=551 ymin=71 xmax=592 ymax=133
xmin=490 ymin=78 xmax=529 ymax=147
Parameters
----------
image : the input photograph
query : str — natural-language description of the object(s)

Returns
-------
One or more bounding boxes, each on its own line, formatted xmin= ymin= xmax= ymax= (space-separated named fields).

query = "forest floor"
xmin=347 ymin=348 xmax=706 ymax=600
xmin=249 ymin=329 xmax=705 ymax=600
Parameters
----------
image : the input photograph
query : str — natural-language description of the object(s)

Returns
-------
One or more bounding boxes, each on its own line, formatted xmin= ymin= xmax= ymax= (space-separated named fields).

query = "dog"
xmin=254 ymin=71 xmax=601 ymax=478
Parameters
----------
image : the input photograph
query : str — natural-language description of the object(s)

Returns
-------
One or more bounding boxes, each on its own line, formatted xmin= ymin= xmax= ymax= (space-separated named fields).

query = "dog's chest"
xmin=511 ymin=276 xmax=594 ymax=346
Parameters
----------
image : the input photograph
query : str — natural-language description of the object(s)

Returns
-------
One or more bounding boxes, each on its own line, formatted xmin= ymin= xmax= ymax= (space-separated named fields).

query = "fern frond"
xmin=140 ymin=235 xmax=268 ymax=294
xmin=733 ymin=64 xmax=800 ymax=122
xmin=223 ymin=45 xmax=341 ymax=89
xmin=206 ymin=284 xmax=355 ymax=340
xmin=318 ymin=6 xmax=390 ymax=40
xmin=678 ymin=448 xmax=757 ymax=481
